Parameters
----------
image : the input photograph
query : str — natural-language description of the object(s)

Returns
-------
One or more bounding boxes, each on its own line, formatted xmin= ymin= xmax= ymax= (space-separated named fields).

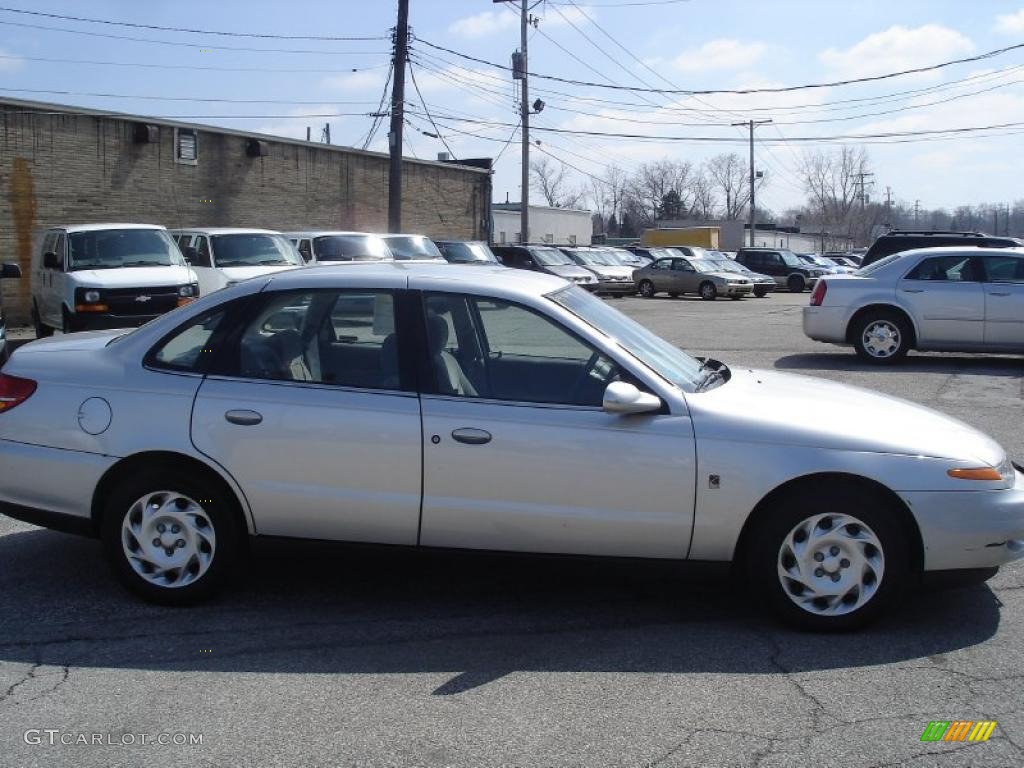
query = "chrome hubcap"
xmin=777 ymin=513 xmax=884 ymax=616
xmin=121 ymin=491 xmax=216 ymax=588
xmin=862 ymin=320 xmax=900 ymax=358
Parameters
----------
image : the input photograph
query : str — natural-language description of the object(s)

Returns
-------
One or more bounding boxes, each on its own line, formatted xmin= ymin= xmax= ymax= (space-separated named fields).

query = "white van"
xmin=285 ymin=231 xmax=393 ymax=263
xmin=169 ymin=228 xmax=304 ymax=296
xmin=31 ymin=224 xmax=198 ymax=337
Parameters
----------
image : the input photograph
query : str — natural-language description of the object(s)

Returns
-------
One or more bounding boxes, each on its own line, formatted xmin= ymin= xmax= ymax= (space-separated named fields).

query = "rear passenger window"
xmin=905 ymin=256 xmax=979 ymax=282
xmin=982 ymin=256 xmax=1024 ymax=283
xmin=234 ymin=290 xmax=400 ymax=390
xmin=149 ymin=309 xmax=227 ymax=372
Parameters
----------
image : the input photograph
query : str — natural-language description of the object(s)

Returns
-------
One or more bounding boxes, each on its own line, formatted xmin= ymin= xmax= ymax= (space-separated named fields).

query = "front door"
xmin=417 ymin=291 xmax=696 ymax=559
xmin=899 ymin=254 xmax=985 ymax=345
xmin=191 ymin=286 xmax=422 ymax=543
xmin=980 ymin=253 xmax=1024 ymax=346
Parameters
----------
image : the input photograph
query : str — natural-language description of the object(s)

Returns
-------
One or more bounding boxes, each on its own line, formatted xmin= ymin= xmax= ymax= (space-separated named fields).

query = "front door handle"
xmin=225 ymin=409 xmax=263 ymax=426
xmin=451 ymin=427 xmax=492 ymax=445
xmin=901 ymin=287 xmax=924 ymax=293
xmin=989 ymin=291 xmax=1011 ymax=297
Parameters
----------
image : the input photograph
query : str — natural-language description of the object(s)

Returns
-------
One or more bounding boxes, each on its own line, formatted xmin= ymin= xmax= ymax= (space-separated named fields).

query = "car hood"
xmin=707 ymin=271 xmax=747 ymax=282
xmin=687 ymin=367 xmax=1004 ymax=466
xmin=586 ymin=265 xmax=633 ymax=278
xmin=545 ymin=264 xmax=594 ymax=280
xmin=68 ymin=265 xmax=197 ymax=288
xmin=217 ymin=265 xmax=299 ymax=282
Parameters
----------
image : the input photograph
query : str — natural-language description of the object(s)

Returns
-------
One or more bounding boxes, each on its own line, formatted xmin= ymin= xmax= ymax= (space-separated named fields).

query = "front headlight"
xmin=947 ymin=456 xmax=1015 ymax=482
xmin=83 ymin=290 xmax=101 ymax=303
xmin=178 ymin=284 xmax=198 ymax=298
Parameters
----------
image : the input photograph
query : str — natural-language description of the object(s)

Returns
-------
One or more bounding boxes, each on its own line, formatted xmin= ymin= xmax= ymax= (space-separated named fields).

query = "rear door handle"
xmin=989 ymin=291 xmax=1011 ymax=296
xmin=901 ymin=288 xmax=924 ymax=293
xmin=451 ymin=427 xmax=492 ymax=445
xmin=225 ymin=409 xmax=263 ymax=426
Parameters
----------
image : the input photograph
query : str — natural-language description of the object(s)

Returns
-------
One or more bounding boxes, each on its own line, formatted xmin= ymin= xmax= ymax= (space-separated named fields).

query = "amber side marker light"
xmin=74 ymin=303 xmax=109 ymax=313
xmin=177 ymin=297 xmax=196 ymax=308
xmin=948 ymin=467 xmax=1002 ymax=481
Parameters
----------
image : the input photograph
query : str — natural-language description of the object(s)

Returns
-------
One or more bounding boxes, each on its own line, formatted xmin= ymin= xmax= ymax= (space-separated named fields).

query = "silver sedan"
xmin=633 ymin=255 xmax=753 ymax=300
xmin=1 ymin=263 xmax=1022 ymax=630
xmin=803 ymin=247 xmax=1024 ymax=363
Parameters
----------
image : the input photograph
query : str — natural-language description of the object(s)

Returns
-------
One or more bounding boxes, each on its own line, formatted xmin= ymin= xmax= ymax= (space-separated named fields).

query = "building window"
xmin=567 ymin=235 xmax=577 ymax=245
xmin=174 ymin=127 xmax=198 ymax=165
xmin=515 ymin=232 xmax=522 ymax=244
xmin=543 ymin=234 xmax=554 ymax=244
xmin=499 ymin=231 xmax=506 ymax=244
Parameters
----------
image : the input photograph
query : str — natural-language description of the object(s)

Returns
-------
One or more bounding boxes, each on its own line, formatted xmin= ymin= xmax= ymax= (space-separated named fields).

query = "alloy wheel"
xmin=776 ymin=512 xmax=884 ymax=616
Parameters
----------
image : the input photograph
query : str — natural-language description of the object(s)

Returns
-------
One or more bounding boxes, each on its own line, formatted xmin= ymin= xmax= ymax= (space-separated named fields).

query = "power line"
xmin=0 ymin=53 xmax=390 ymax=73
xmin=362 ymin=63 xmax=394 ymax=149
xmin=0 ymin=6 xmax=387 ymax=39
xmin=413 ymin=36 xmax=1024 ymax=95
xmin=0 ymin=87 xmax=384 ymax=106
xmin=407 ymin=59 xmax=457 ymax=159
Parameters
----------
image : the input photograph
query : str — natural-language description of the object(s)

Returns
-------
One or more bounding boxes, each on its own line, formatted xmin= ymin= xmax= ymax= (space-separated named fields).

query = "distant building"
xmin=493 ymin=203 xmax=592 ymax=246
xmin=657 ymin=218 xmax=854 ymax=252
xmin=0 ymin=97 xmax=491 ymax=324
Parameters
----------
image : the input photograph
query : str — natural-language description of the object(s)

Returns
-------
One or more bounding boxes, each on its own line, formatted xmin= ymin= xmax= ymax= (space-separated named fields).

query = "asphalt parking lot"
xmin=1 ymin=292 xmax=1022 ymax=768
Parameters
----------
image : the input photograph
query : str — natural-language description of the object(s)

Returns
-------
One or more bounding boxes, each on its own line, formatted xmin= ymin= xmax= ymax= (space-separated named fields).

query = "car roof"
xmin=284 ymin=231 xmax=380 ymax=237
xmin=263 ymin=261 xmax=562 ymax=296
xmin=169 ymin=227 xmax=281 ymax=235
xmin=52 ymin=223 xmax=168 ymax=233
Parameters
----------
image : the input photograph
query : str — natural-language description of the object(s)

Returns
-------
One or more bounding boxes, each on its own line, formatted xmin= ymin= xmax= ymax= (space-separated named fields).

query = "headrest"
xmin=426 ymin=314 xmax=449 ymax=355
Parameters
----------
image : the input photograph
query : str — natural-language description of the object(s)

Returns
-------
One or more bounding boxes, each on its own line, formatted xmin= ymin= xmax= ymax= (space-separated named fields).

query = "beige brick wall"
xmin=0 ymin=104 xmax=489 ymax=325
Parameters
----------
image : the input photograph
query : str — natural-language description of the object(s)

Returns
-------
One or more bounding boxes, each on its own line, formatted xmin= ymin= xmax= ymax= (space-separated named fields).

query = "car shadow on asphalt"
xmin=0 ymin=528 xmax=1004 ymax=696
xmin=775 ymin=352 xmax=1024 ymax=376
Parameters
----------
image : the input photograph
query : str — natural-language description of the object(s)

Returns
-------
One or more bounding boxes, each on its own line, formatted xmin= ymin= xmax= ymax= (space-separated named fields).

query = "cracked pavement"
xmin=1 ymin=292 xmax=1023 ymax=767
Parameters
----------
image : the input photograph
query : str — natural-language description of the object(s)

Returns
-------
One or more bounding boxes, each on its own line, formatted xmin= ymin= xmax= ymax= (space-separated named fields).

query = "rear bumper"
xmin=802 ymin=305 xmax=849 ymax=343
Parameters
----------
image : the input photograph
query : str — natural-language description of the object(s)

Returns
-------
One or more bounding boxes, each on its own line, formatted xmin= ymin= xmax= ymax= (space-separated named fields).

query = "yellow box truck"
xmin=641 ymin=226 xmax=720 ymax=249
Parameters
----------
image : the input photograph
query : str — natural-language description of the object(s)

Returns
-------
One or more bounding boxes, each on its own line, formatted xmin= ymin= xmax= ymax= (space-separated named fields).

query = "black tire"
xmin=744 ymin=484 xmax=910 ymax=631
xmin=61 ymin=308 xmax=72 ymax=335
xmin=730 ymin=295 xmax=742 ymax=301
xmin=852 ymin=310 xmax=911 ymax=365
xmin=101 ymin=467 xmax=243 ymax=605
xmin=668 ymin=292 xmax=680 ymax=298
xmin=31 ymin=303 xmax=53 ymax=339
xmin=787 ymin=274 xmax=806 ymax=293
xmin=754 ymin=287 xmax=769 ymax=298
xmin=638 ymin=280 xmax=656 ymax=298
xmin=699 ymin=281 xmax=717 ymax=301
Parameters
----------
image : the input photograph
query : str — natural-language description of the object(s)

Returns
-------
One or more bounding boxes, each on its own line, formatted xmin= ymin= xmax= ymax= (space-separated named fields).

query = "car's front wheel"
xmin=745 ymin=488 xmax=908 ymax=630
xmin=754 ymin=287 xmax=769 ymax=298
xmin=102 ymin=469 xmax=241 ymax=604
xmin=699 ymin=281 xmax=717 ymax=301
xmin=787 ymin=274 xmax=806 ymax=293
xmin=31 ymin=302 xmax=53 ymax=339
xmin=638 ymin=280 xmax=656 ymax=298
xmin=853 ymin=310 xmax=911 ymax=364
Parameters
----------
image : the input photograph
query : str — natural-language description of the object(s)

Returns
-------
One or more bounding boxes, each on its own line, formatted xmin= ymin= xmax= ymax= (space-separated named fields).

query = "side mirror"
xmin=1 ymin=262 xmax=21 ymax=278
xmin=43 ymin=252 xmax=61 ymax=270
xmin=602 ymin=381 xmax=662 ymax=415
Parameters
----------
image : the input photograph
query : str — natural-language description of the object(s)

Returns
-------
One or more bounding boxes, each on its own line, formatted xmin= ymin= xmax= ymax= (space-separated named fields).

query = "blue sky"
xmin=3 ymin=1 xmax=1024 ymax=215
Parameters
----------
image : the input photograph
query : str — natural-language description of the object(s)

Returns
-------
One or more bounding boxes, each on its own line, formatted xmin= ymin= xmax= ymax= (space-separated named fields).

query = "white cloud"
xmin=448 ymin=11 xmax=517 ymax=39
xmin=670 ymin=39 xmax=769 ymax=74
xmin=321 ymin=69 xmax=388 ymax=92
xmin=0 ymin=47 xmax=25 ymax=73
xmin=994 ymin=9 xmax=1024 ymax=35
xmin=819 ymin=25 xmax=974 ymax=80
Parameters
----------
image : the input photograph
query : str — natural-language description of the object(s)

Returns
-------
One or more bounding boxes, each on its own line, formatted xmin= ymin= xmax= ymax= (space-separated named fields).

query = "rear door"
xmin=899 ymin=254 xmax=985 ymax=345
xmin=979 ymin=253 xmax=1024 ymax=346
xmin=191 ymin=285 xmax=423 ymax=543
xmin=647 ymin=258 xmax=674 ymax=291
xmin=417 ymin=291 xmax=696 ymax=558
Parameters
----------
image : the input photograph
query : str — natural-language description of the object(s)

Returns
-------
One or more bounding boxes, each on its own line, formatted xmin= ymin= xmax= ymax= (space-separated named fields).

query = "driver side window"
xmin=423 ymin=293 xmax=622 ymax=406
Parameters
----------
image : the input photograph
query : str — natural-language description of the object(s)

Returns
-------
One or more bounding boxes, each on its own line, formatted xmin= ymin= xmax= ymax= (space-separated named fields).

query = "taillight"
xmin=0 ymin=373 xmax=36 ymax=413
xmin=810 ymin=280 xmax=828 ymax=306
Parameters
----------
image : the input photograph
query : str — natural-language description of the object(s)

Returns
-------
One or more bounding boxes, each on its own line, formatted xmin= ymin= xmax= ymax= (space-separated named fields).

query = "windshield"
xmin=596 ymin=249 xmax=627 ymax=265
xmin=710 ymin=258 xmax=742 ymax=273
xmin=530 ymin=247 xmax=574 ymax=266
xmin=314 ymin=235 xmax=391 ymax=262
xmin=68 ymin=229 xmax=184 ymax=270
xmin=689 ymin=259 xmax=721 ymax=274
xmin=571 ymin=249 xmax=616 ymax=266
xmin=440 ymin=241 xmax=498 ymax=263
xmin=607 ymin=248 xmax=640 ymax=264
xmin=779 ymin=250 xmax=803 ymax=268
xmin=383 ymin=235 xmax=444 ymax=260
xmin=211 ymin=234 xmax=303 ymax=268
xmin=550 ymin=286 xmax=705 ymax=392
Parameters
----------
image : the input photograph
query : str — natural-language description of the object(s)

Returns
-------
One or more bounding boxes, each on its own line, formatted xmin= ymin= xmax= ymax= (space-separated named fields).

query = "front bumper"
xmin=902 ymin=465 xmax=1024 ymax=571
xmin=597 ymin=281 xmax=637 ymax=295
xmin=722 ymin=284 xmax=754 ymax=297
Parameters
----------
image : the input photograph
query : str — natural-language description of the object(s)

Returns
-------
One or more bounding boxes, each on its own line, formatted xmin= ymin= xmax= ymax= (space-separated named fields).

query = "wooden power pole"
xmin=387 ymin=0 xmax=410 ymax=233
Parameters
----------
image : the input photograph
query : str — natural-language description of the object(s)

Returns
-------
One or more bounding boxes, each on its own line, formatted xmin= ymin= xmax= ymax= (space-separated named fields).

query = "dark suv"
xmin=860 ymin=231 xmax=1022 ymax=267
xmin=735 ymin=247 xmax=826 ymax=292
xmin=491 ymin=244 xmax=599 ymax=290
xmin=0 ymin=261 xmax=23 ymax=364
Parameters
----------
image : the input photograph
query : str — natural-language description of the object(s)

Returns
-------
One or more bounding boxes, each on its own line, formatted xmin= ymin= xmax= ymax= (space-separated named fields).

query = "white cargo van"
xmin=285 ymin=231 xmax=393 ymax=263
xmin=169 ymin=228 xmax=304 ymax=295
xmin=30 ymin=224 xmax=198 ymax=336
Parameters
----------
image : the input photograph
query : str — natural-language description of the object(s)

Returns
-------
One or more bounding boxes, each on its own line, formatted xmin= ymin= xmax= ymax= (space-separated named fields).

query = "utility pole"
xmin=854 ymin=172 xmax=874 ymax=210
xmin=387 ymin=0 xmax=410 ymax=233
xmin=732 ymin=118 xmax=772 ymax=246
xmin=914 ymin=200 xmax=921 ymax=227
xmin=884 ymin=186 xmax=893 ymax=228
xmin=519 ymin=0 xmax=529 ymax=244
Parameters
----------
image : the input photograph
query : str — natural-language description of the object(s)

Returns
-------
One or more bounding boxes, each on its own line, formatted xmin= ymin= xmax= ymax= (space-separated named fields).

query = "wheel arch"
xmin=845 ymin=303 xmax=919 ymax=347
xmin=732 ymin=471 xmax=924 ymax=576
xmin=90 ymin=450 xmax=253 ymax=537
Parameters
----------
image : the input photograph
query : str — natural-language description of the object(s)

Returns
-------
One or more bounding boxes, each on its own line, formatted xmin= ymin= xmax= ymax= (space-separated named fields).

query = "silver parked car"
xmin=1 ymin=264 xmax=1022 ymax=630
xmin=803 ymin=247 xmax=1024 ymax=363
xmin=634 ymin=253 xmax=753 ymax=300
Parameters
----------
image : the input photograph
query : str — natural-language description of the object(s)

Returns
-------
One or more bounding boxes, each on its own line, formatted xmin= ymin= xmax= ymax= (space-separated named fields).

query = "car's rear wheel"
xmin=699 ymin=282 xmax=717 ymax=301
xmin=787 ymin=274 xmax=806 ymax=293
xmin=31 ymin=303 xmax=53 ymax=339
xmin=745 ymin=488 xmax=908 ymax=631
xmin=101 ymin=469 xmax=241 ymax=604
xmin=638 ymin=280 xmax=656 ymax=298
xmin=853 ymin=310 xmax=911 ymax=364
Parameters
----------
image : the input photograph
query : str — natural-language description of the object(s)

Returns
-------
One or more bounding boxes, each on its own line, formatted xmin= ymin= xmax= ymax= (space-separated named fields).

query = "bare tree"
xmin=799 ymin=146 xmax=873 ymax=242
xmin=706 ymin=153 xmax=751 ymax=220
xmin=688 ymin=167 xmax=717 ymax=221
xmin=530 ymin=157 xmax=584 ymax=208
xmin=627 ymin=159 xmax=694 ymax=226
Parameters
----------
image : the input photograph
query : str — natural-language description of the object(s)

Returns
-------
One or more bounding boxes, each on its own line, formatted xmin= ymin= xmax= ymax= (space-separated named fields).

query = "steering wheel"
xmin=567 ymin=351 xmax=602 ymax=405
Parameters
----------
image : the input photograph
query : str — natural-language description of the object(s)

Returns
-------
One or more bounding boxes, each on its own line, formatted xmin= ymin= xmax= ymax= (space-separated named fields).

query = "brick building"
xmin=0 ymin=98 xmax=491 ymax=325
